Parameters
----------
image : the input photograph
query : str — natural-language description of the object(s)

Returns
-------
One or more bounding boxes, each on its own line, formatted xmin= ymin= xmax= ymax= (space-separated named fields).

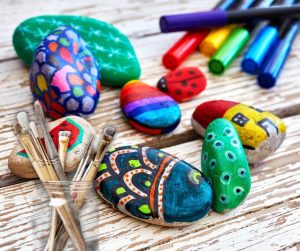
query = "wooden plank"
xmin=0 ymin=0 xmax=215 ymax=61
xmin=149 ymin=197 xmax=300 ymax=251
xmin=1 ymin=42 xmax=300 ymax=186
xmin=1 ymin=1 xmax=300 ymax=186
xmin=0 ymin=114 xmax=299 ymax=250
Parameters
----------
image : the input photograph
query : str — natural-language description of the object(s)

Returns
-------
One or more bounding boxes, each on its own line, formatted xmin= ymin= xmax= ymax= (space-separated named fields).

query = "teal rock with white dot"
xmin=201 ymin=118 xmax=251 ymax=213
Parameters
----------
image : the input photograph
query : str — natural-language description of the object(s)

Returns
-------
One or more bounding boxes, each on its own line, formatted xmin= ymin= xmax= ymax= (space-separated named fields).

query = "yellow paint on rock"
xmin=37 ymin=74 xmax=47 ymax=91
xmin=224 ymin=103 xmax=286 ymax=149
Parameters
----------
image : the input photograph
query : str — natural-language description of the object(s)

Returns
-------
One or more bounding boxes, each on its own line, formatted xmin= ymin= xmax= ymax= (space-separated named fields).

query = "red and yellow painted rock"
xmin=8 ymin=116 xmax=95 ymax=178
xmin=192 ymin=100 xmax=286 ymax=164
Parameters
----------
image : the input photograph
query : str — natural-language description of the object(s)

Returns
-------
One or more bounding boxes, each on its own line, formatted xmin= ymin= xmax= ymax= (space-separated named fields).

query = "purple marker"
xmin=160 ymin=5 xmax=300 ymax=32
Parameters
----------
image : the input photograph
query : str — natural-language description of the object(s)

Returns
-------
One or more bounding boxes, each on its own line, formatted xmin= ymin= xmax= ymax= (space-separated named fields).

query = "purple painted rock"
xmin=8 ymin=116 xmax=95 ymax=179
xmin=157 ymin=67 xmax=207 ymax=102
xmin=30 ymin=26 xmax=101 ymax=119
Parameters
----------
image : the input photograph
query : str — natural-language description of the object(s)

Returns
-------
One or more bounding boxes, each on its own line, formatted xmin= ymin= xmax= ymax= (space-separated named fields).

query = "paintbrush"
xmin=34 ymin=101 xmax=67 ymax=181
xmin=46 ymin=130 xmax=71 ymax=251
xmin=14 ymin=119 xmax=87 ymax=251
xmin=16 ymin=111 xmax=86 ymax=250
xmin=58 ymin=131 xmax=71 ymax=171
xmin=54 ymin=126 xmax=116 ymax=251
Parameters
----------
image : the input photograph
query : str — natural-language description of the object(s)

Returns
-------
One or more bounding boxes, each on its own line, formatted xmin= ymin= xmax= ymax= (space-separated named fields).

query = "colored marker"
xmin=209 ymin=0 xmax=274 ymax=75
xmin=162 ymin=0 xmax=236 ymax=70
xmin=258 ymin=20 xmax=299 ymax=88
xmin=200 ymin=0 xmax=257 ymax=57
xmin=242 ymin=0 xmax=295 ymax=75
xmin=160 ymin=5 xmax=300 ymax=32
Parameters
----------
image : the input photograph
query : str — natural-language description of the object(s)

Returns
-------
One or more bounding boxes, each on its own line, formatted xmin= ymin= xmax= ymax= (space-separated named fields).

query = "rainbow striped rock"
xmin=95 ymin=146 xmax=212 ymax=226
xmin=120 ymin=81 xmax=181 ymax=135
xmin=192 ymin=100 xmax=286 ymax=164
xmin=30 ymin=26 xmax=101 ymax=119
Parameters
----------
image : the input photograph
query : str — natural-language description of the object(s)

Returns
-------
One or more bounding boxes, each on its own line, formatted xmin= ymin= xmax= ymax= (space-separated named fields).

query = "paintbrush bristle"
xmin=17 ymin=112 xmax=30 ymax=131
xmin=104 ymin=126 xmax=116 ymax=138
xmin=34 ymin=101 xmax=46 ymax=121
xmin=29 ymin=121 xmax=40 ymax=138
xmin=14 ymin=122 xmax=23 ymax=135
xmin=59 ymin=131 xmax=71 ymax=137
xmin=92 ymin=135 xmax=101 ymax=153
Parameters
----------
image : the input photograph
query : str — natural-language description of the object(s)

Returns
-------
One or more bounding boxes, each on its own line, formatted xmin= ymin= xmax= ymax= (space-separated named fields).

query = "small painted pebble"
xmin=192 ymin=100 xmax=286 ymax=164
xmin=157 ymin=67 xmax=207 ymax=102
xmin=13 ymin=15 xmax=141 ymax=87
xmin=8 ymin=116 xmax=95 ymax=179
xmin=95 ymin=146 xmax=212 ymax=226
xmin=120 ymin=80 xmax=181 ymax=135
xmin=201 ymin=118 xmax=251 ymax=213
xmin=30 ymin=26 xmax=101 ymax=119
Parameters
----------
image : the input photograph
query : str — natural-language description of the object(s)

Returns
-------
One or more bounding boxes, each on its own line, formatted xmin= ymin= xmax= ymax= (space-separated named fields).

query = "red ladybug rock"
xmin=157 ymin=67 xmax=207 ymax=103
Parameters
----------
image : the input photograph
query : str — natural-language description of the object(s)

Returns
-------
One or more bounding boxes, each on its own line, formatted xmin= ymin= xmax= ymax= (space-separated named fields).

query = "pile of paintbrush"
xmin=14 ymin=101 xmax=116 ymax=251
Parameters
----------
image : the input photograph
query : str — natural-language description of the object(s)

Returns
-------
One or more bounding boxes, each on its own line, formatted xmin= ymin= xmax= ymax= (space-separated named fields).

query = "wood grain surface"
xmin=0 ymin=0 xmax=299 ymax=250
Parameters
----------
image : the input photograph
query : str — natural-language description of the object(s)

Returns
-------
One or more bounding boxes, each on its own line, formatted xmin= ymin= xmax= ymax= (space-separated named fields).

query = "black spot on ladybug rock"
xmin=181 ymin=81 xmax=188 ymax=86
xmin=156 ymin=66 xmax=207 ymax=103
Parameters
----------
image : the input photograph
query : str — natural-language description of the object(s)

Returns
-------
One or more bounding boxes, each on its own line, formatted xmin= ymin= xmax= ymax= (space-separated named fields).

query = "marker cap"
xmin=209 ymin=27 xmax=250 ymax=74
xmin=257 ymin=39 xmax=290 ymax=88
xmin=162 ymin=31 xmax=209 ymax=70
xmin=242 ymin=25 xmax=279 ymax=75
xmin=258 ymin=21 xmax=299 ymax=88
xmin=200 ymin=24 xmax=237 ymax=56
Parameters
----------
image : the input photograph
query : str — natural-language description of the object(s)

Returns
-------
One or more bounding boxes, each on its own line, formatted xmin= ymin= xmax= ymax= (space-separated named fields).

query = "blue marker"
xmin=241 ymin=0 xmax=295 ymax=75
xmin=258 ymin=20 xmax=299 ymax=88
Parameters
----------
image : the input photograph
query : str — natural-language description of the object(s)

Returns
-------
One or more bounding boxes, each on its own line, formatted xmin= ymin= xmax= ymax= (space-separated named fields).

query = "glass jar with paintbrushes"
xmin=13 ymin=101 xmax=116 ymax=250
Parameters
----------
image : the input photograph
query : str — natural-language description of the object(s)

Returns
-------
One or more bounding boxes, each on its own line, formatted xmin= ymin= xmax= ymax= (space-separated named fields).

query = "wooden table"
xmin=1 ymin=0 xmax=300 ymax=250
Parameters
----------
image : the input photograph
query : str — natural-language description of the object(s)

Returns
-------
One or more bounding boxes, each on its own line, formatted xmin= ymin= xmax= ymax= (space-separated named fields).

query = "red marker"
xmin=162 ymin=31 xmax=209 ymax=70
xmin=161 ymin=0 xmax=236 ymax=70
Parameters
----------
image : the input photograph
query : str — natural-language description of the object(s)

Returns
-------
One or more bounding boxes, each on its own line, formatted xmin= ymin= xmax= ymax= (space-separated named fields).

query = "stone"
xmin=13 ymin=15 xmax=141 ymax=87
xmin=192 ymin=100 xmax=286 ymax=164
xmin=8 ymin=116 xmax=95 ymax=179
xmin=95 ymin=145 xmax=212 ymax=226
xmin=157 ymin=67 xmax=207 ymax=102
xmin=30 ymin=26 xmax=101 ymax=119
xmin=120 ymin=80 xmax=181 ymax=135
xmin=201 ymin=118 xmax=251 ymax=213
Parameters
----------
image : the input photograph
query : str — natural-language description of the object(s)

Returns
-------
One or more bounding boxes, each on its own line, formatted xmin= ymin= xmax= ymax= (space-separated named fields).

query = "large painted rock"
xmin=30 ymin=26 xmax=101 ymax=119
xmin=95 ymin=146 xmax=212 ymax=226
xmin=157 ymin=67 xmax=207 ymax=103
xmin=192 ymin=100 xmax=286 ymax=164
xmin=201 ymin=118 xmax=251 ymax=213
xmin=13 ymin=15 xmax=141 ymax=87
xmin=8 ymin=116 xmax=95 ymax=179
xmin=120 ymin=81 xmax=181 ymax=135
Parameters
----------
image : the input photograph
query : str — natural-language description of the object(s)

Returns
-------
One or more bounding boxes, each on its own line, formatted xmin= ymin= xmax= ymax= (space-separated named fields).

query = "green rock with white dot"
xmin=13 ymin=15 xmax=141 ymax=87
xmin=201 ymin=118 xmax=251 ymax=213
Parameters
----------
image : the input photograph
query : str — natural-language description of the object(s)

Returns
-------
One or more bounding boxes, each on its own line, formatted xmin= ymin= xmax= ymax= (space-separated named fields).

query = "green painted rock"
xmin=201 ymin=118 xmax=251 ymax=213
xmin=13 ymin=15 xmax=141 ymax=87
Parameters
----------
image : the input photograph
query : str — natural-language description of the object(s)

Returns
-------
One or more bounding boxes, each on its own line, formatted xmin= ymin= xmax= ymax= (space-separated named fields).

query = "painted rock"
xmin=95 ymin=146 xmax=212 ymax=226
xmin=157 ymin=67 xmax=207 ymax=102
xmin=29 ymin=26 xmax=101 ymax=119
xmin=120 ymin=81 xmax=181 ymax=135
xmin=192 ymin=100 xmax=286 ymax=164
xmin=201 ymin=118 xmax=251 ymax=213
xmin=13 ymin=15 xmax=141 ymax=87
xmin=8 ymin=116 xmax=95 ymax=179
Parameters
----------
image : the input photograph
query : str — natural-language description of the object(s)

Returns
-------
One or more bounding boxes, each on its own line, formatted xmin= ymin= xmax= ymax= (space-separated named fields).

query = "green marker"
xmin=209 ymin=26 xmax=250 ymax=75
xmin=209 ymin=0 xmax=274 ymax=75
